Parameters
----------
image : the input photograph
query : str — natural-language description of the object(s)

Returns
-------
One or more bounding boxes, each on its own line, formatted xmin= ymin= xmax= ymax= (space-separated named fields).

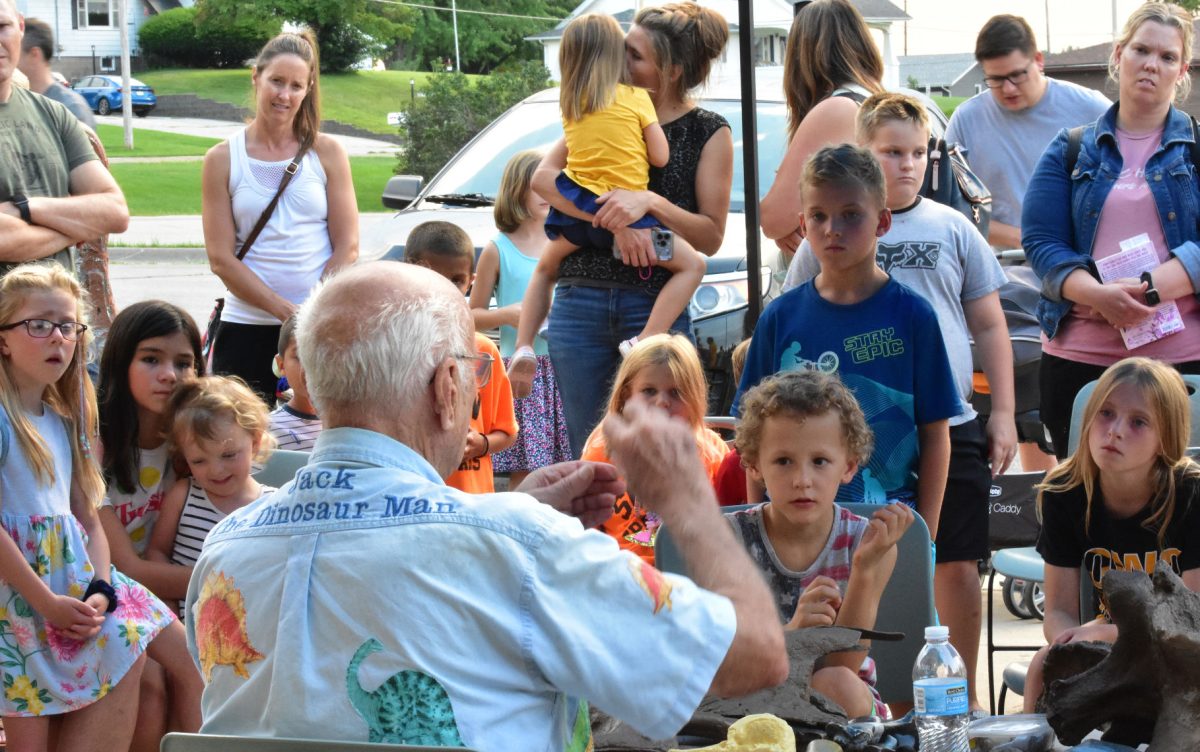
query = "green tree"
xmin=141 ymin=5 xmax=280 ymax=68
xmin=403 ymin=61 xmax=551 ymax=178
xmin=197 ymin=0 xmax=414 ymax=72
xmin=400 ymin=0 xmax=572 ymax=74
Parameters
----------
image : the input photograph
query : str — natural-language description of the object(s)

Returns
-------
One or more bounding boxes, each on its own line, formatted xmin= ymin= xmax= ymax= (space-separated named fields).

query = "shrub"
xmin=138 ymin=4 xmax=279 ymax=69
xmin=403 ymin=61 xmax=550 ymax=179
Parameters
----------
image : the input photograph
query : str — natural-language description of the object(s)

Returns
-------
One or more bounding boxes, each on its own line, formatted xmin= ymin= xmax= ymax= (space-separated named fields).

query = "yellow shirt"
xmin=563 ymin=84 xmax=659 ymax=196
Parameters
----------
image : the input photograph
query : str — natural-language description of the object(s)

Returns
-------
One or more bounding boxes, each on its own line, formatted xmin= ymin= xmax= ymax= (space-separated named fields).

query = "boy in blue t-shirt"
xmin=735 ymin=144 xmax=961 ymax=541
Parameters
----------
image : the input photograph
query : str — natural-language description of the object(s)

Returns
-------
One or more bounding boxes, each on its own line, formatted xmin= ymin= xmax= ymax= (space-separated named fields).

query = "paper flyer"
xmin=1094 ymin=233 xmax=1184 ymax=350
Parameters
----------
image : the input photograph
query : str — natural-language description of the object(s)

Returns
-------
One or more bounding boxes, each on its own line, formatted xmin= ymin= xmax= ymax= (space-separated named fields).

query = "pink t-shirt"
xmin=1045 ymin=126 xmax=1200 ymax=364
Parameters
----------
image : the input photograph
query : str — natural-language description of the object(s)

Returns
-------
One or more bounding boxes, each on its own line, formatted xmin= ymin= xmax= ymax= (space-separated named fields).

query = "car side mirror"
xmin=381 ymin=175 xmax=424 ymax=210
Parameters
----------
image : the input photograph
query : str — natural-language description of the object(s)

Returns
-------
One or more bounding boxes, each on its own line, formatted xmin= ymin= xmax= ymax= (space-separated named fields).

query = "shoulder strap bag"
xmin=201 ymin=144 xmax=311 ymax=367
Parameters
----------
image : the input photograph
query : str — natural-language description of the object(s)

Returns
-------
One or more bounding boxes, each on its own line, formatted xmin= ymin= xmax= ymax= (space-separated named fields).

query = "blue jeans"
xmin=546 ymin=284 xmax=693 ymax=458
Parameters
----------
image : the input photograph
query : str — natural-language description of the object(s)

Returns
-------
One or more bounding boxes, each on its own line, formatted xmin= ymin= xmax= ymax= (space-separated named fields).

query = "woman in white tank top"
xmin=201 ymin=30 xmax=358 ymax=402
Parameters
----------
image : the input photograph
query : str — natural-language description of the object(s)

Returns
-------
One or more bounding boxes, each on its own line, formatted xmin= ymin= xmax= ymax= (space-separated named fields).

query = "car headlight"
xmin=690 ymin=268 xmax=771 ymax=319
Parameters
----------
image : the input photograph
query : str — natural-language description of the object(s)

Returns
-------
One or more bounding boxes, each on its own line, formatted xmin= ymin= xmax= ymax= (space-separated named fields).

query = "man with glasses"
xmin=184 ymin=261 xmax=788 ymax=750
xmin=946 ymin=14 xmax=1109 ymax=252
xmin=0 ymin=0 xmax=128 ymax=277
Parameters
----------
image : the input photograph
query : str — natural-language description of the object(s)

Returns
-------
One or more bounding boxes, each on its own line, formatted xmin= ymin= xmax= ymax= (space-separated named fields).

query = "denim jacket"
xmin=1022 ymin=103 xmax=1200 ymax=339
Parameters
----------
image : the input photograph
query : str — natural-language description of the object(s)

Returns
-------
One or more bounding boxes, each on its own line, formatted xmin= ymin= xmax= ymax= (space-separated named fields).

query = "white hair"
xmin=296 ymin=274 xmax=471 ymax=421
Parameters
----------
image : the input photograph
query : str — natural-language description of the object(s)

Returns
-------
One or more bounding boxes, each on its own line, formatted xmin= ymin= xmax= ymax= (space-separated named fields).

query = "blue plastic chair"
xmin=162 ymin=733 xmax=476 ymax=751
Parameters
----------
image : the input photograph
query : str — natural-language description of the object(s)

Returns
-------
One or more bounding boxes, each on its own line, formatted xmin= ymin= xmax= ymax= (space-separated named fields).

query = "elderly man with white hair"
xmin=0 ymin=0 xmax=128 ymax=276
xmin=184 ymin=261 xmax=788 ymax=750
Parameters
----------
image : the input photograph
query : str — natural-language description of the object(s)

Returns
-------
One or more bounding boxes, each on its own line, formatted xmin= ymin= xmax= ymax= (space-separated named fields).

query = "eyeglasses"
xmin=0 ymin=319 xmax=89 ymax=341
xmin=455 ymin=351 xmax=494 ymax=389
xmin=984 ymin=62 xmax=1035 ymax=89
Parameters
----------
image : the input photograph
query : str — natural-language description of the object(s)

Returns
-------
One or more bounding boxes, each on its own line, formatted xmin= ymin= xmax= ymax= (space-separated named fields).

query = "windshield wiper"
xmin=423 ymin=192 xmax=494 ymax=207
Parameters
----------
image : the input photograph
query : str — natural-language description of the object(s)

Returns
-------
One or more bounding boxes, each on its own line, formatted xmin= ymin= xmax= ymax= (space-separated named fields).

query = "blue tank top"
xmin=493 ymin=233 xmax=548 ymax=357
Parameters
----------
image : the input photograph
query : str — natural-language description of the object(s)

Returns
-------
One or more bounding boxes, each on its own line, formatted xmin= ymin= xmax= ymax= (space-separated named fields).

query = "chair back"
xmin=252 ymin=449 xmax=310 ymax=489
xmin=657 ymin=501 xmax=935 ymax=704
xmin=1067 ymin=374 xmax=1200 ymax=455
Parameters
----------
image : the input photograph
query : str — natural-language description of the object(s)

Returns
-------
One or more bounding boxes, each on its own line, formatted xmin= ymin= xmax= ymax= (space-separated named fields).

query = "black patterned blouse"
xmin=557 ymin=107 xmax=730 ymax=294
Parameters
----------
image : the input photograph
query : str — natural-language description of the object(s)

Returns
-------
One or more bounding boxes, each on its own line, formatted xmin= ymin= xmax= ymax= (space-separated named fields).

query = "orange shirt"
xmin=446 ymin=334 xmax=518 ymax=494
xmin=581 ymin=425 xmax=729 ymax=565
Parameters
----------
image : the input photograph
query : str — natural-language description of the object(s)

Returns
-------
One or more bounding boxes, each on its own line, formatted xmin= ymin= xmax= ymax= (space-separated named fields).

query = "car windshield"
xmin=424 ymin=98 xmax=790 ymax=213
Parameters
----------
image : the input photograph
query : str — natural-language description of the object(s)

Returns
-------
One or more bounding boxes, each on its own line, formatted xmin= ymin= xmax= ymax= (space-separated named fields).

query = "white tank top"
xmin=221 ymin=129 xmax=332 ymax=325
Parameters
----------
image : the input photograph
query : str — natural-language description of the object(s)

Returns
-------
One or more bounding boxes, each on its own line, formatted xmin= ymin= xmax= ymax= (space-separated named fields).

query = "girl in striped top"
xmin=147 ymin=376 xmax=276 ymax=616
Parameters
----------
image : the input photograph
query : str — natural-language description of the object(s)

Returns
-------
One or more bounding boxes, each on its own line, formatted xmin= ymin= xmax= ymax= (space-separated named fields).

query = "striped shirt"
xmin=269 ymin=404 xmax=322 ymax=451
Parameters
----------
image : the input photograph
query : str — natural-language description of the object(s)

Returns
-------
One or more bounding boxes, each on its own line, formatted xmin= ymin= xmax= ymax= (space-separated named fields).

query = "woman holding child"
xmin=530 ymin=2 xmax=733 ymax=458
xmin=202 ymin=31 xmax=358 ymax=403
xmin=1023 ymin=2 xmax=1200 ymax=458
xmin=759 ymin=0 xmax=884 ymax=255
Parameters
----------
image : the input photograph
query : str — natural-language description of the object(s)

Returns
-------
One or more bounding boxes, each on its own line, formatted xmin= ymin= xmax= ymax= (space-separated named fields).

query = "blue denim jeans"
xmin=546 ymin=284 xmax=693 ymax=458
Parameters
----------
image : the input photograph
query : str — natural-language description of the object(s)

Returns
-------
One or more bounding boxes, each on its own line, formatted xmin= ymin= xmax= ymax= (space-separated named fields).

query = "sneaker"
xmin=507 ymin=346 xmax=537 ymax=398
xmin=619 ymin=336 xmax=640 ymax=357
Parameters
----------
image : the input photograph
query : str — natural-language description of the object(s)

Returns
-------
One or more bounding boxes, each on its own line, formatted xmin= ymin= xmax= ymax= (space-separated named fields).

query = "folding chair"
xmin=656 ymin=501 xmax=936 ymax=706
xmin=252 ymin=449 xmax=310 ymax=489
xmin=161 ymin=733 xmax=477 ymax=751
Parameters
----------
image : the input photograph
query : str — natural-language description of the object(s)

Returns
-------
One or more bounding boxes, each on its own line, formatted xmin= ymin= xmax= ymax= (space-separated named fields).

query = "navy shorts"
xmin=935 ymin=417 xmax=991 ymax=563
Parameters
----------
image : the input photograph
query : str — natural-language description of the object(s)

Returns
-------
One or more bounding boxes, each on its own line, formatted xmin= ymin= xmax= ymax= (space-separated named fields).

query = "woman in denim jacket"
xmin=1023 ymin=1 xmax=1200 ymax=458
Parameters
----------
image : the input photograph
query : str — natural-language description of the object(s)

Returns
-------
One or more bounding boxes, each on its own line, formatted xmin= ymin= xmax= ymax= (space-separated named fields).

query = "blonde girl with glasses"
xmin=0 ymin=263 xmax=173 ymax=752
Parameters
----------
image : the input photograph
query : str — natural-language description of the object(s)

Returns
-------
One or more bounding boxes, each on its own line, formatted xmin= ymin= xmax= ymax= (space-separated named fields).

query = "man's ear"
xmin=430 ymin=356 xmax=461 ymax=431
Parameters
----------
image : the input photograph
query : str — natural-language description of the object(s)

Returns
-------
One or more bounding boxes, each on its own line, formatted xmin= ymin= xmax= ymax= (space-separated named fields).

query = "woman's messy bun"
xmin=634 ymin=2 xmax=729 ymax=103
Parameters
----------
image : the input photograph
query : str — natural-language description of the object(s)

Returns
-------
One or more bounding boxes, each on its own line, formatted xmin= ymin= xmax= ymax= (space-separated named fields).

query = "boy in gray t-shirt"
xmin=784 ymin=92 xmax=1013 ymax=716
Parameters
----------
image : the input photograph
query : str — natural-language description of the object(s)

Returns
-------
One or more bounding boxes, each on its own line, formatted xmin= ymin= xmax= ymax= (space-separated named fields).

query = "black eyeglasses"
xmin=984 ymin=62 xmax=1035 ymax=89
xmin=0 ymin=319 xmax=89 ymax=341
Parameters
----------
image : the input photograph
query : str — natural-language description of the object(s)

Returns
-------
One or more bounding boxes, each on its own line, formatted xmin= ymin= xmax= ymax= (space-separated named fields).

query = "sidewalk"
xmin=96 ymin=115 xmax=400 ymax=157
xmin=111 ymin=212 xmax=396 ymax=247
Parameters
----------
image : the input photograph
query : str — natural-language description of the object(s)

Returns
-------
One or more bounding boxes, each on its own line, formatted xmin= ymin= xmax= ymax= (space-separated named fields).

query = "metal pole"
xmin=1044 ymin=0 xmax=1051 ymax=53
xmin=452 ymin=0 xmax=460 ymax=72
xmin=410 ymin=78 xmax=415 ymax=105
xmin=742 ymin=0 xmax=762 ymax=329
xmin=119 ymin=0 xmax=132 ymax=148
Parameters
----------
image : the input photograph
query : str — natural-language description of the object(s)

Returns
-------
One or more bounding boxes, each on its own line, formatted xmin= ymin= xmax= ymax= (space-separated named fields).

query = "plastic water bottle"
xmin=912 ymin=625 xmax=969 ymax=752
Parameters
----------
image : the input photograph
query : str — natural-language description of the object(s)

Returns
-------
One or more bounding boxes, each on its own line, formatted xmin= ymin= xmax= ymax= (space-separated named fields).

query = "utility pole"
xmin=119 ymin=0 xmax=132 ymax=148
xmin=1044 ymin=0 xmax=1051 ymax=53
xmin=903 ymin=0 xmax=907 ymax=57
xmin=451 ymin=0 xmax=460 ymax=72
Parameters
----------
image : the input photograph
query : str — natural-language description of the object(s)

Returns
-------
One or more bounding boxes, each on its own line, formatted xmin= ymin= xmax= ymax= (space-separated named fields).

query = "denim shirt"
xmin=185 ymin=427 xmax=735 ymax=751
xmin=1022 ymin=104 xmax=1200 ymax=339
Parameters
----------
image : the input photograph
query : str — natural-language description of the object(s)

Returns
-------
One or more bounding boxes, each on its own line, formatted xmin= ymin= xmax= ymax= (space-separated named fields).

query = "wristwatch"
xmin=1141 ymin=271 xmax=1161 ymax=306
xmin=11 ymin=195 xmax=31 ymax=225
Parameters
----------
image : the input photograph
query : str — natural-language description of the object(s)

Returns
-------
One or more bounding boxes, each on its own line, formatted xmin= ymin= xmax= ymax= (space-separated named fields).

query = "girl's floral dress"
xmin=0 ymin=405 xmax=172 ymax=716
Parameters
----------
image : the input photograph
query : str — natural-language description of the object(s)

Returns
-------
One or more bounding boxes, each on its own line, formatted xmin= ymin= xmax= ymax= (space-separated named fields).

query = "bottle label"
xmin=913 ymin=677 xmax=968 ymax=716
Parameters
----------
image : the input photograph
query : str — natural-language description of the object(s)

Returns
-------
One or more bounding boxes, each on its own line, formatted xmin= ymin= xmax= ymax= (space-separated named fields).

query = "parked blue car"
xmin=72 ymin=75 xmax=156 ymax=117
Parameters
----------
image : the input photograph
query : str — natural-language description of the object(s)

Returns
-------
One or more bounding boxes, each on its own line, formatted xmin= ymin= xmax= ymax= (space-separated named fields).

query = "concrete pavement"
xmin=96 ymin=115 xmax=400 ymax=156
xmin=110 ymin=212 xmax=396 ymax=248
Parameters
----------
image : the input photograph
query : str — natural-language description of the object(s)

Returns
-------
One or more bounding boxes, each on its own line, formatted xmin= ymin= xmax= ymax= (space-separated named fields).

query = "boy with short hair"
xmin=729 ymin=369 xmax=913 ymax=719
xmin=735 ymin=143 xmax=959 ymax=538
xmin=784 ymin=93 xmax=1014 ymax=714
xmin=405 ymin=220 xmax=518 ymax=493
xmin=268 ymin=315 xmax=322 ymax=451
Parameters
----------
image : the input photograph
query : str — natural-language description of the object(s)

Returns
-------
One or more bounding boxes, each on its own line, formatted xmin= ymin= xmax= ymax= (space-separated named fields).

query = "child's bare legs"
xmin=935 ymin=560 xmax=984 ymax=712
xmin=148 ymin=620 xmax=202 ymax=733
xmin=812 ymin=665 xmax=874 ymax=718
xmin=510 ymin=237 xmax=577 ymax=397
xmin=6 ymin=652 xmax=147 ymax=752
xmin=128 ymin=659 xmax=167 ymax=752
xmin=621 ymin=239 xmax=704 ymax=355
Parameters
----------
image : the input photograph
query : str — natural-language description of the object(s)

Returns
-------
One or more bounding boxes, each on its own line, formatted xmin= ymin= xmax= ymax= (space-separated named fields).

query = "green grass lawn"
xmin=97 ymin=124 xmax=219 ymax=157
xmin=931 ymin=95 xmax=967 ymax=119
xmin=137 ymin=69 xmax=467 ymax=135
xmin=112 ymin=156 xmax=397 ymax=215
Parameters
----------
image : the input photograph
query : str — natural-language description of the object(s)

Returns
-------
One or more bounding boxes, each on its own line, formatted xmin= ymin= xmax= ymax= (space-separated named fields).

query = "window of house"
xmin=75 ymin=0 xmax=119 ymax=29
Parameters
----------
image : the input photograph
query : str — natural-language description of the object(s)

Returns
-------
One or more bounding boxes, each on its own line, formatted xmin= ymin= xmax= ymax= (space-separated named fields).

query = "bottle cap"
xmin=925 ymin=625 xmax=949 ymax=640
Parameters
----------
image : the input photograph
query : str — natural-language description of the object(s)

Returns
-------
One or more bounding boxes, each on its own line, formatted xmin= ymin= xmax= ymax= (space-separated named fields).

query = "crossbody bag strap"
xmin=234 ymin=143 xmax=311 ymax=262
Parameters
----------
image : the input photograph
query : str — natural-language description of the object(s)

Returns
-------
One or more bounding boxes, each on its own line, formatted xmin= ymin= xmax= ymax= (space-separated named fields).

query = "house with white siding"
xmin=13 ymin=0 xmax=185 ymax=78
xmin=528 ymin=0 xmax=908 ymax=88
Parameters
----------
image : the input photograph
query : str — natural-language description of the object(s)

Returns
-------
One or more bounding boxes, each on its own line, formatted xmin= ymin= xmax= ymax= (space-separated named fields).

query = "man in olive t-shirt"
xmin=0 ymin=0 xmax=128 ymax=275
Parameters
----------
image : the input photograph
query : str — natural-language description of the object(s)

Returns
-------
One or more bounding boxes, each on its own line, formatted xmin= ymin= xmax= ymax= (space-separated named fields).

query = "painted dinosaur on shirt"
xmin=346 ymin=638 xmax=465 ymax=746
